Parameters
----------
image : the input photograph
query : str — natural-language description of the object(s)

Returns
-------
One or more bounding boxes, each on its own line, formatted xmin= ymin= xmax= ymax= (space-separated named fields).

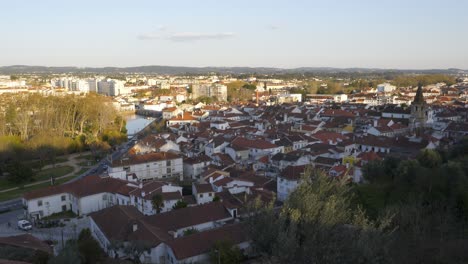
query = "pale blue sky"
xmin=1 ymin=0 xmax=467 ymax=69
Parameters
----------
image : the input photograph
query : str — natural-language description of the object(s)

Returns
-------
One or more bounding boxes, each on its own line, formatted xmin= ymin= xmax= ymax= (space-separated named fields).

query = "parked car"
xmin=17 ymin=220 xmax=32 ymax=231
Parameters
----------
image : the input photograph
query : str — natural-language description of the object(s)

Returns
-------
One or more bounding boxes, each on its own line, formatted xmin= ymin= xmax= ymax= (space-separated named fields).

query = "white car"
xmin=17 ymin=220 xmax=32 ymax=231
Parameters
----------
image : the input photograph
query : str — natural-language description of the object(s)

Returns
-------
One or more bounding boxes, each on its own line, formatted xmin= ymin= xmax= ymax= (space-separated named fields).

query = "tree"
xmin=417 ymin=149 xmax=442 ymax=168
xmin=77 ymin=228 xmax=104 ymax=264
xmin=48 ymin=240 xmax=81 ymax=264
xmin=210 ymin=240 xmax=243 ymax=264
xmin=151 ymin=194 xmax=164 ymax=213
xmin=172 ymin=200 xmax=187 ymax=210
xmin=247 ymin=169 xmax=393 ymax=263
xmin=7 ymin=160 xmax=34 ymax=183
xmin=183 ymin=228 xmax=199 ymax=236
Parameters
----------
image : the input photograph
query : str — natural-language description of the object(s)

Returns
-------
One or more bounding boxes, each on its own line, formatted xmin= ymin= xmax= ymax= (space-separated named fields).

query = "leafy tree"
xmin=248 ymin=169 xmax=393 ymax=263
xmin=151 ymin=194 xmax=164 ymax=213
xmin=172 ymin=200 xmax=188 ymax=210
xmin=48 ymin=240 xmax=81 ymax=264
xmin=7 ymin=160 xmax=34 ymax=183
xmin=183 ymin=228 xmax=199 ymax=236
xmin=417 ymin=149 xmax=442 ymax=168
xmin=210 ymin=240 xmax=243 ymax=264
xmin=77 ymin=228 xmax=104 ymax=264
xmin=242 ymin=83 xmax=257 ymax=90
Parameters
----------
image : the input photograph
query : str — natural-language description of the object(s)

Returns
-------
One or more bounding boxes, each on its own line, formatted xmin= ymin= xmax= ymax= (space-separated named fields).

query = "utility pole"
xmin=61 ymin=228 xmax=64 ymax=248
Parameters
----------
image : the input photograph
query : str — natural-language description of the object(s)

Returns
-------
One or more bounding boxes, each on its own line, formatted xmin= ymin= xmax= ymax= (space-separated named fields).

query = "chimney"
xmin=373 ymin=119 xmax=378 ymax=127
xmin=133 ymin=223 xmax=138 ymax=232
xmin=139 ymin=182 xmax=143 ymax=189
xmin=141 ymin=191 xmax=145 ymax=197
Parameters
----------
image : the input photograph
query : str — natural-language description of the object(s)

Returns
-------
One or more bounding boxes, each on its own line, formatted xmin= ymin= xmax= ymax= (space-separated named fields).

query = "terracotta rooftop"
xmin=24 ymin=175 xmax=135 ymax=200
xmin=111 ymin=152 xmax=181 ymax=167
xmin=280 ymin=165 xmax=307 ymax=181
xmin=0 ymin=234 xmax=53 ymax=254
xmin=142 ymin=202 xmax=231 ymax=232
xmin=167 ymin=224 xmax=248 ymax=260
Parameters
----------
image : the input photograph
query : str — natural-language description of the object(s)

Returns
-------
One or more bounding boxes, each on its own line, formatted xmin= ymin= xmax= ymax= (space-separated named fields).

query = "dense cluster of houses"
xmin=21 ymin=83 xmax=468 ymax=263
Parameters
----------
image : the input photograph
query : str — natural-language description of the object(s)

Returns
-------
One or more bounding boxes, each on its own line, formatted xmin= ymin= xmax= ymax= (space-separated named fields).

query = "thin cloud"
xmin=168 ymin=32 xmax=235 ymax=42
xmin=137 ymin=33 xmax=161 ymax=40
xmin=137 ymin=31 xmax=235 ymax=42
xmin=267 ymin=25 xmax=280 ymax=30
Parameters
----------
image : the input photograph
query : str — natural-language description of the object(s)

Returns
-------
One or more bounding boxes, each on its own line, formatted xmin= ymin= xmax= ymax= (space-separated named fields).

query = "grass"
xmin=77 ymin=160 xmax=97 ymax=167
xmin=77 ymin=154 xmax=94 ymax=160
xmin=42 ymin=210 xmax=77 ymax=220
xmin=26 ymin=157 xmax=68 ymax=169
xmin=34 ymin=165 xmax=74 ymax=182
xmin=0 ymin=165 xmax=74 ymax=192
xmin=0 ymin=170 xmax=82 ymax=202
xmin=0 ymin=178 xmax=18 ymax=191
xmin=73 ymin=168 xmax=89 ymax=177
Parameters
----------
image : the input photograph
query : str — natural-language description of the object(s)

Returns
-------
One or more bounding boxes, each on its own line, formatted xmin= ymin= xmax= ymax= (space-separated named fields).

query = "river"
xmin=125 ymin=114 xmax=155 ymax=138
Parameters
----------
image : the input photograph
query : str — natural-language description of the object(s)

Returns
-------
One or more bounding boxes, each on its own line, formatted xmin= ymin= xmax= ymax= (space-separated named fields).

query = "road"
xmin=0 ymin=214 xmax=91 ymax=253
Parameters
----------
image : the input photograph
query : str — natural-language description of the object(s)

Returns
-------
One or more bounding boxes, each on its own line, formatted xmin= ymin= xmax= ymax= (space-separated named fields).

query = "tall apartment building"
xmin=97 ymin=79 xmax=125 ymax=96
xmin=108 ymin=152 xmax=183 ymax=181
xmin=192 ymin=83 xmax=227 ymax=101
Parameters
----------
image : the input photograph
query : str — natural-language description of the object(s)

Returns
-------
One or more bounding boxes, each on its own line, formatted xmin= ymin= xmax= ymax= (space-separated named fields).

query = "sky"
xmin=1 ymin=0 xmax=467 ymax=69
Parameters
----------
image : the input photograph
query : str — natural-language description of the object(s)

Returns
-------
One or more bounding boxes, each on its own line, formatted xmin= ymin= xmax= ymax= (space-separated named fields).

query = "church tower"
xmin=410 ymin=83 xmax=429 ymax=133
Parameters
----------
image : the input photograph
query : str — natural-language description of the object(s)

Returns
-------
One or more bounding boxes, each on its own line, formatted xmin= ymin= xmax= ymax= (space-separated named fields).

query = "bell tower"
xmin=410 ymin=83 xmax=428 ymax=134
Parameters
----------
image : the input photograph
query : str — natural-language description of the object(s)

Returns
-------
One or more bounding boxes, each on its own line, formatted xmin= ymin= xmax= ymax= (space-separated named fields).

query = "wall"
xmin=26 ymin=193 xmax=68 ymax=219
xmin=79 ymin=193 xmax=116 ymax=215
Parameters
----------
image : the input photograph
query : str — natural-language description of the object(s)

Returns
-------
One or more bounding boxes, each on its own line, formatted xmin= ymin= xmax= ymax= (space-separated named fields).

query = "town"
xmin=0 ymin=69 xmax=467 ymax=263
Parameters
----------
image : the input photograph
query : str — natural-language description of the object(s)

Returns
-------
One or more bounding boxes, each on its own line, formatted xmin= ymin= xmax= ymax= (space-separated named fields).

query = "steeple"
xmin=413 ymin=82 xmax=425 ymax=104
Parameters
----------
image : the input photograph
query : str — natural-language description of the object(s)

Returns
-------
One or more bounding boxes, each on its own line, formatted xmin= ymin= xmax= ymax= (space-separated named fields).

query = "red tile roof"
xmin=167 ymin=224 xmax=248 ymax=260
xmin=142 ymin=202 xmax=231 ymax=232
xmin=280 ymin=165 xmax=307 ymax=181
xmin=23 ymin=175 xmax=135 ymax=200
xmin=111 ymin=152 xmax=181 ymax=167
xmin=231 ymin=137 xmax=278 ymax=150
xmin=0 ymin=234 xmax=53 ymax=254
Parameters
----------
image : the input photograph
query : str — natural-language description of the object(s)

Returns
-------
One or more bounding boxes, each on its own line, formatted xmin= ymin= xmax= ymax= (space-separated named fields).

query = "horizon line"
xmin=1 ymin=64 xmax=466 ymax=72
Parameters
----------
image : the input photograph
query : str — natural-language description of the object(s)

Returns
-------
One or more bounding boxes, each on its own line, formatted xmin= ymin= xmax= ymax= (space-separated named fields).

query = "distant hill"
xmin=0 ymin=65 xmax=466 ymax=75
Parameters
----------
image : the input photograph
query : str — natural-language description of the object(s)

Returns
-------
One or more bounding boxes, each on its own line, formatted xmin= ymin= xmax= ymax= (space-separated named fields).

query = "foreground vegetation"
xmin=248 ymin=138 xmax=468 ymax=263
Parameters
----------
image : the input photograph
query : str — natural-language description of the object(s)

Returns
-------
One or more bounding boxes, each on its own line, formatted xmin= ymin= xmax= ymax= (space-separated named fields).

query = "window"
xmin=209 ymin=193 xmax=213 ymax=197
xmin=199 ymin=194 xmax=203 ymax=198
xmin=61 ymin=195 xmax=66 ymax=201
xmin=103 ymin=194 xmax=107 ymax=200
xmin=166 ymin=160 xmax=171 ymax=166
xmin=62 ymin=205 xmax=67 ymax=211
xmin=167 ymin=168 xmax=171 ymax=174
xmin=123 ymin=166 xmax=130 ymax=172
xmin=37 ymin=200 xmax=43 ymax=207
xmin=146 ymin=164 xmax=150 ymax=168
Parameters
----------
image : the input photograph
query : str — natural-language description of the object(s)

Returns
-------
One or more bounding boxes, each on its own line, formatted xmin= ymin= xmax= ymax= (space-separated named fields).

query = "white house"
xmin=231 ymin=137 xmax=283 ymax=159
xmin=109 ymin=152 xmax=183 ymax=182
xmin=23 ymin=176 xmax=135 ymax=219
xmin=277 ymin=165 xmax=307 ymax=202
xmin=377 ymin=83 xmax=396 ymax=93
xmin=183 ymin=155 xmax=212 ymax=179
xmin=192 ymin=183 xmax=215 ymax=204
xmin=129 ymin=181 xmax=183 ymax=215
xmin=89 ymin=203 xmax=237 ymax=263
